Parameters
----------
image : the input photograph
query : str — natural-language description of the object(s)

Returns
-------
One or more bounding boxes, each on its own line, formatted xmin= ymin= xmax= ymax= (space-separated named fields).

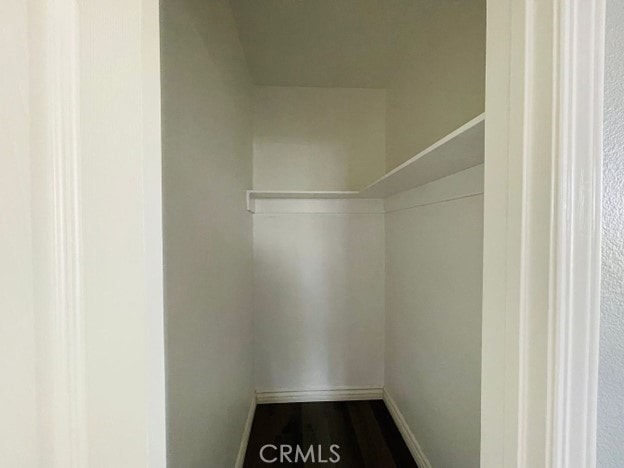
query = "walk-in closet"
xmin=160 ymin=1 xmax=486 ymax=466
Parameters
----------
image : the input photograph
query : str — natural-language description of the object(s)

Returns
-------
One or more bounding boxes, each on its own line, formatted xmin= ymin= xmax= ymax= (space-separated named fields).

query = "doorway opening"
xmin=160 ymin=1 xmax=486 ymax=466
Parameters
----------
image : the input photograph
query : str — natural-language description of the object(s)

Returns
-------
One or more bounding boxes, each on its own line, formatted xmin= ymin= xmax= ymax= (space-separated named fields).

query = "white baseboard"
xmin=234 ymin=394 xmax=257 ymax=468
xmin=383 ymin=389 xmax=432 ymax=468
xmin=255 ymin=387 xmax=383 ymax=404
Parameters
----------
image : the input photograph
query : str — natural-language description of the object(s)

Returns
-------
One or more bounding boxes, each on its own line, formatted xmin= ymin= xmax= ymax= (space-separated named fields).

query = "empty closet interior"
xmin=160 ymin=0 xmax=486 ymax=466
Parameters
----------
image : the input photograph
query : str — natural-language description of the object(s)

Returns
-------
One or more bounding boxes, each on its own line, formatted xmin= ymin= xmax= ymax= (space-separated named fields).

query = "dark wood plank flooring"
xmin=243 ymin=400 xmax=418 ymax=467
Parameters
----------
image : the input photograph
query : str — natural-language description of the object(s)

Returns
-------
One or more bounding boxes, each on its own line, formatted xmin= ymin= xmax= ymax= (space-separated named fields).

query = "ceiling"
xmin=229 ymin=0 xmax=428 ymax=89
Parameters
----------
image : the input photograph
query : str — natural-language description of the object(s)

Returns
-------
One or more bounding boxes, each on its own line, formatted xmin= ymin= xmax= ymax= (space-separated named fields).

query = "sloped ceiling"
xmin=229 ymin=0 xmax=429 ymax=88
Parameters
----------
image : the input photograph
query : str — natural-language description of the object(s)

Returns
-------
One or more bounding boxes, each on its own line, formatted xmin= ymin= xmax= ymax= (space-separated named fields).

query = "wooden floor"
xmin=243 ymin=400 xmax=418 ymax=467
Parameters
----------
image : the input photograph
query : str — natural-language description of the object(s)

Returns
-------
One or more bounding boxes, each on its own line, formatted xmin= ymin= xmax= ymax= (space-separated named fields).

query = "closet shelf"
xmin=247 ymin=113 xmax=484 ymax=210
xmin=247 ymin=190 xmax=360 ymax=199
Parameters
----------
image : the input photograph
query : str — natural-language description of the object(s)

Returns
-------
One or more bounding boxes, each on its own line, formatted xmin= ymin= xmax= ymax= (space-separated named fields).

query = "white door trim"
xmin=31 ymin=0 xmax=604 ymax=465
xmin=32 ymin=0 xmax=88 ymax=465
xmin=31 ymin=0 xmax=166 ymax=465
xmin=482 ymin=0 xmax=605 ymax=467
xmin=549 ymin=1 xmax=604 ymax=466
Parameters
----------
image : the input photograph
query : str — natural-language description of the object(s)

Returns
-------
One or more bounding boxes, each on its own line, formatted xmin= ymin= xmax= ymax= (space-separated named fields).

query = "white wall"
xmin=253 ymin=86 xmax=386 ymax=191
xmin=253 ymin=202 xmax=385 ymax=392
xmin=0 ymin=1 xmax=37 ymax=465
xmin=385 ymin=0 xmax=485 ymax=171
xmin=385 ymin=166 xmax=483 ymax=468
xmin=598 ymin=0 xmax=624 ymax=465
xmin=160 ymin=0 xmax=254 ymax=466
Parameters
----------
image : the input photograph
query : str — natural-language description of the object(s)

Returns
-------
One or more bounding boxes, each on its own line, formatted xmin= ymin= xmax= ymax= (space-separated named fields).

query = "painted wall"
xmin=253 ymin=86 xmax=386 ymax=191
xmin=160 ymin=0 xmax=254 ymax=466
xmin=385 ymin=0 xmax=485 ymax=171
xmin=384 ymin=166 xmax=484 ymax=467
xmin=598 ymin=0 xmax=624 ymax=465
xmin=253 ymin=203 xmax=385 ymax=392
xmin=0 ymin=1 xmax=37 ymax=465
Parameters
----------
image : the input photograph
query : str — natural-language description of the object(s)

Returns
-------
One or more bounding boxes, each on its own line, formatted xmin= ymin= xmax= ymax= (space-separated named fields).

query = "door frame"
xmin=29 ymin=0 xmax=166 ymax=465
xmin=29 ymin=0 xmax=605 ymax=466
xmin=482 ymin=0 xmax=605 ymax=467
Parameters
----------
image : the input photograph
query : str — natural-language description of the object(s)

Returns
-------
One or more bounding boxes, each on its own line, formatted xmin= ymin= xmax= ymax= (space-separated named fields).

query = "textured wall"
xmin=598 ymin=0 xmax=624 ymax=465
xmin=160 ymin=0 xmax=254 ymax=466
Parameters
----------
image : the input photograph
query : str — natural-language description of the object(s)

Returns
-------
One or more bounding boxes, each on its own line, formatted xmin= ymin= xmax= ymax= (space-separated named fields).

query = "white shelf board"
xmin=360 ymin=113 xmax=484 ymax=199
xmin=245 ymin=191 xmax=360 ymax=212
xmin=247 ymin=190 xmax=360 ymax=200
xmin=247 ymin=113 xmax=485 ymax=206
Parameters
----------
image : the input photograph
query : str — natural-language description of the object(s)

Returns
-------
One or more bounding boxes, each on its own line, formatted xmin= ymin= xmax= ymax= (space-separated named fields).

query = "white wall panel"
xmin=385 ymin=168 xmax=483 ymax=468
xmin=254 ymin=212 xmax=385 ymax=392
xmin=161 ymin=0 xmax=254 ymax=466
